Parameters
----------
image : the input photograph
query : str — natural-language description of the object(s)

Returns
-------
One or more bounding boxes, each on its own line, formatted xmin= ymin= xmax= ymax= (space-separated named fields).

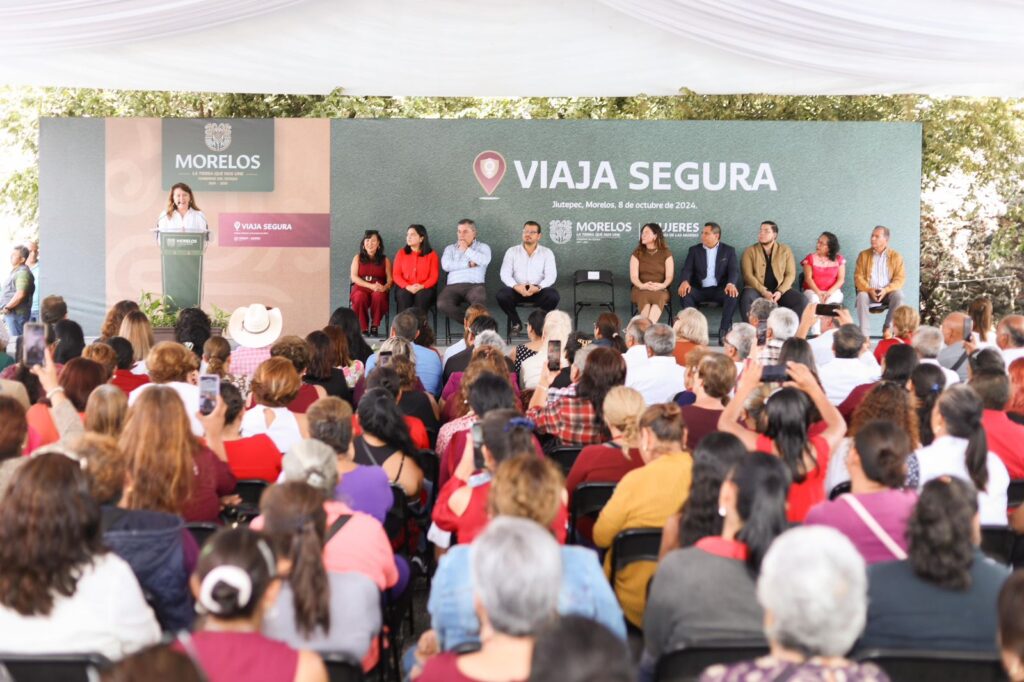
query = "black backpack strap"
xmin=325 ymin=514 xmax=352 ymax=543
xmin=951 ymin=351 xmax=969 ymax=372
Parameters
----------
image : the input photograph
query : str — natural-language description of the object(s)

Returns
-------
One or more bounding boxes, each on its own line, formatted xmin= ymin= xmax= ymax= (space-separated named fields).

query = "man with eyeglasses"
xmin=496 ymin=220 xmax=559 ymax=335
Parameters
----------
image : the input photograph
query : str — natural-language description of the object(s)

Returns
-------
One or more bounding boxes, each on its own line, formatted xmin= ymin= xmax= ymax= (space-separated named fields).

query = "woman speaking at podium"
xmin=157 ymin=183 xmax=208 ymax=233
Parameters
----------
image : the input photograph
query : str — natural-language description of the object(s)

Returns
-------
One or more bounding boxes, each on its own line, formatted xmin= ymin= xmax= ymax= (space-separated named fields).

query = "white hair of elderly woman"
xmin=473 ymin=330 xmax=507 ymax=355
xmin=757 ymin=525 xmax=867 ymax=658
xmin=673 ymin=308 xmax=709 ymax=346
xmin=541 ymin=310 xmax=573 ymax=347
xmin=766 ymin=308 xmax=799 ymax=341
xmin=471 ymin=516 xmax=562 ymax=637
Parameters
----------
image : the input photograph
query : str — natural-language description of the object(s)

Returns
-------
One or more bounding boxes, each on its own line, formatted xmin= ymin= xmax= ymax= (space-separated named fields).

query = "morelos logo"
xmin=473 ymin=151 xmax=506 ymax=196
xmin=204 ymin=123 xmax=232 ymax=152
xmin=549 ymin=219 xmax=573 ymax=245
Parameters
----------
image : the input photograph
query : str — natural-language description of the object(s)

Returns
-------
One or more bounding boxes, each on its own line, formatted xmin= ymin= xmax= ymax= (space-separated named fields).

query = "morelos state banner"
xmin=162 ymin=118 xmax=275 ymax=192
xmin=330 ymin=120 xmax=922 ymax=325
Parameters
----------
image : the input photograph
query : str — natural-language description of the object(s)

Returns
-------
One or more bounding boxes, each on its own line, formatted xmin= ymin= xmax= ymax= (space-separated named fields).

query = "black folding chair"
xmin=828 ymin=481 xmax=852 ymax=500
xmin=505 ymin=299 xmax=546 ymax=344
xmin=0 ymin=652 xmax=111 ymax=682
xmin=222 ymin=479 xmax=268 ymax=525
xmin=572 ymin=270 xmax=616 ymax=328
xmin=548 ymin=445 xmax=583 ymax=477
xmin=609 ymin=527 xmax=663 ymax=587
xmin=854 ymin=648 xmax=1007 ymax=682
xmin=1008 ymin=479 xmax=1024 ymax=509
xmin=569 ymin=482 xmax=617 ymax=545
xmin=385 ymin=484 xmax=409 ymax=547
xmin=980 ymin=525 xmax=1016 ymax=565
xmin=321 ymin=652 xmax=365 ymax=682
xmin=654 ymin=640 xmax=770 ymax=682
xmin=392 ymin=286 xmax=438 ymax=336
xmin=348 ymin=282 xmax=390 ymax=337
xmin=184 ymin=521 xmax=219 ymax=548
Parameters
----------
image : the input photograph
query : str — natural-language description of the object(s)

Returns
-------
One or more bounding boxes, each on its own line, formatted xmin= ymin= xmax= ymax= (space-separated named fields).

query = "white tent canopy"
xmin=1 ymin=0 xmax=1022 ymax=96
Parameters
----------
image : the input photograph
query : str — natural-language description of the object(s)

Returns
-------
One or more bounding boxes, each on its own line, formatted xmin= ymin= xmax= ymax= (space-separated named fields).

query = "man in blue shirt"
xmin=438 ymin=219 xmax=492 ymax=324
xmin=677 ymin=222 xmax=740 ymax=344
xmin=363 ymin=310 xmax=443 ymax=396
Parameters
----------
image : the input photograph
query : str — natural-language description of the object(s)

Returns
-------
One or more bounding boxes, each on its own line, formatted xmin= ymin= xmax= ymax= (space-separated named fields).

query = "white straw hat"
xmin=227 ymin=304 xmax=283 ymax=348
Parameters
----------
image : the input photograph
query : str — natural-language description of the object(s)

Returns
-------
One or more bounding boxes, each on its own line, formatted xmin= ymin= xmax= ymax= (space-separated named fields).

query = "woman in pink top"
xmin=801 ymin=231 xmax=846 ymax=334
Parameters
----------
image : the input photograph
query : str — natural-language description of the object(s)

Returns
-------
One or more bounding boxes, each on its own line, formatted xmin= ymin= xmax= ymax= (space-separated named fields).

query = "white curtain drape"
xmin=0 ymin=0 xmax=1021 ymax=96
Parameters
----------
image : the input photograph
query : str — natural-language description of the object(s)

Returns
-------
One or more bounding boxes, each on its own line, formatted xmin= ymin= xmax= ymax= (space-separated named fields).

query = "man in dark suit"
xmin=677 ymin=222 xmax=740 ymax=344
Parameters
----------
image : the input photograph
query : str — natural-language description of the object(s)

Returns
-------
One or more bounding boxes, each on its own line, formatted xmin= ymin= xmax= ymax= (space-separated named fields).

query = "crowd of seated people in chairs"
xmin=5 ymin=290 xmax=1024 ymax=682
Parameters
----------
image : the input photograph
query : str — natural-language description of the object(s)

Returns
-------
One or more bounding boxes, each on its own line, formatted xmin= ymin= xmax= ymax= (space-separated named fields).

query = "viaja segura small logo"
xmin=204 ymin=123 xmax=232 ymax=152
xmin=549 ymin=219 xmax=573 ymax=245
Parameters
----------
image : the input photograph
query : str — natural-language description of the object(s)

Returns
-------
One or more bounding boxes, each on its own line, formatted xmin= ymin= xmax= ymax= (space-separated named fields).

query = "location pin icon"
xmin=473 ymin=151 xmax=506 ymax=196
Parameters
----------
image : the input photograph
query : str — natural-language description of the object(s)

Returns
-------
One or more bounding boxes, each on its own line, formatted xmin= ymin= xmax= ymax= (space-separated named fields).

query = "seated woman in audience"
xmin=860 ymin=477 xmax=1008 ymax=652
xmin=594 ymin=403 xmax=694 ymax=628
xmin=358 ymin=365 xmax=430 ymax=450
xmin=183 ymin=527 xmax=328 ymax=682
xmin=242 ymin=357 xmax=309 ymax=454
xmin=415 ymin=517 xmax=563 ymax=682
xmin=328 ymin=307 xmax=374 ymax=365
xmin=303 ymin=329 xmax=353 ymax=404
xmin=824 ymin=380 xmax=921 ymax=496
xmin=85 ymin=384 xmax=128 ymax=437
xmin=442 ymin=344 xmax=520 ymax=422
xmin=701 ymin=526 xmax=881 ymax=681
xmin=719 ymin=360 xmax=845 ymax=522
xmin=128 ymin=341 xmax=203 ymax=436
xmin=391 ymin=355 xmax=440 ymax=445
xmin=53 ymin=319 xmax=86 ymax=364
xmin=593 ymin=311 xmax=627 ymax=353
xmin=1007 ymin=357 xmax=1024 ymax=426
xmin=353 ymin=335 xmax=418 ymax=405
xmin=775 ymin=336 xmax=819 ymax=379
xmin=260 ymin=482 xmax=382 ymax=669
xmin=307 ymin=396 xmax=393 ymax=523
xmin=911 ymin=362 xmax=946 ymax=445
xmin=119 ymin=310 xmax=155 ymax=375
xmin=529 ymin=616 xmax=634 ymax=682
xmin=425 ymin=454 xmax=622 ymax=659
xmin=520 ymin=309 xmax=573 ymax=391
xmin=263 ymin=439 xmax=401 ymax=593
xmin=672 ymin=308 xmax=709 ymax=367
xmin=174 ymin=307 xmax=211 ymax=361
xmin=0 ymin=453 xmax=161 ymax=660
xmin=839 ymin=343 xmax=918 ymax=423
xmin=202 ymin=335 xmax=250 ymax=401
xmin=437 ymin=372 xmax=519 ymax=489
xmin=528 ymin=346 xmax=626 ymax=447
xmin=508 ymin=308 xmax=546 ymax=374
xmin=873 ymin=304 xmax=919 ymax=365
xmin=26 ymin=356 xmax=106 ymax=452
xmin=659 ymin=432 xmax=749 ymax=558
xmin=120 ymin=385 xmax=237 ymax=523
xmin=915 ymin=383 xmax=1009 ymax=525
xmin=0 ymin=395 xmax=27 ymax=501
xmin=219 ymin=382 xmax=282 ymax=482
xmin=322 ymin=324 xmax=365 ymax=389
xmin=108 ymin=336 xmax=150 ymax=394
xmin=271 ymin=336 xmax=326 ymax=413
xmin=353 ymin=387 xmax=424 ymax=498
xmin=75 ymin=433 xmax=194 ymax=632
xmin=433 ymin=409 xmax=564 ymax=545
xmin=807 ymin=420 xmax=918 ymax=564
xmin=999 ymin=571 xmax=1024 ymax=681
xmin=679 ymin=353 xmax=736 ymax=451
xmin=645 ymin=453 xmax=790 ymax=671
xmin=566 ymin=386 xmax=646 ymax=543
xmin=100 ymin=299 xmax=140 ymax=342
xmin=82 ymin=341 xmax=118 ymax=383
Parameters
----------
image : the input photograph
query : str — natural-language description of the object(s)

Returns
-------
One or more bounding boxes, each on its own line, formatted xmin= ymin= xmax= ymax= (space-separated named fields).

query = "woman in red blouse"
xmin=718 ymin=360 xmax=846 ymax=523
xmin=219 ymin=382 xmax=281 ymax=482
xmin=393 ymin=224 xmax=439 ymax=315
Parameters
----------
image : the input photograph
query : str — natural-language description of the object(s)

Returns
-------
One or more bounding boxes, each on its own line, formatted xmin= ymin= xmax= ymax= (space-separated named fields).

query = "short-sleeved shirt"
xmin=801 ymin=253 xmax=845 ymax=292
xmin=1 ymin=265 xmax=34 ymax=314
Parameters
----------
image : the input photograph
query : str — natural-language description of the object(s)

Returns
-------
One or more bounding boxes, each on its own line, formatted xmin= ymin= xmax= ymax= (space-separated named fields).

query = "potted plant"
xmin=138 ymin=292 xmax=230 ymax=344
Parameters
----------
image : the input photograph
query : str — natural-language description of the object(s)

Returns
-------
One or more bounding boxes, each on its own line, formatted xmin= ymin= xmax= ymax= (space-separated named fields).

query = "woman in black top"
xmin=303 ymin=330 xmax=353 ymax=405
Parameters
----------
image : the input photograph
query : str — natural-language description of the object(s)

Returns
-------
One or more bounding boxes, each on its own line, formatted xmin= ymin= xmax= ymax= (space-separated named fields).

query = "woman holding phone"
xmin=801 ymin=231 xmax=845 ymax=334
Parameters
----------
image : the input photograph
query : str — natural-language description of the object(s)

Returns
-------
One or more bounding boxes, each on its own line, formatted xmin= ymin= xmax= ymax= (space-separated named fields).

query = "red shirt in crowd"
xmin=224 ymin=434 xmax=282 ymax=482
xmin=392 ymin=248 xmax=440 ymax=290
xmin=432 ymin=475 xmax=568 ymax=545
xmin=182 ymin=445 xmax=238 ymax=523
xmin=873 ymin=336 xmax=911 ymax=365
xmin=111 ymin=369 xmax=150 ymax=395
xmin=982 ymin=409 xmax=1024 ymax=479
xmin=756 ymin=433 xmax=831 ymax=523
xmin=352 ymin=414 xmax=430 ymax=451
xmin=286 ymin=383 xmax=321 ymax=414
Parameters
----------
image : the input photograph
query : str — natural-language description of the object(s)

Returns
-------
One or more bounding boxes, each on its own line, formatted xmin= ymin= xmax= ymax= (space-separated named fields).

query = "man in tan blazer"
xmin=740 ymin=221 xmax=806 ymax=321
xmin=853 ymin=225 xmax=906 ymax=336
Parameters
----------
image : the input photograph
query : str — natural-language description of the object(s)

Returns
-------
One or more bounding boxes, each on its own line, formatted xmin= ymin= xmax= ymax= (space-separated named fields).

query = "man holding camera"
xmin=854 ymin=226 xmax=906 ymax=337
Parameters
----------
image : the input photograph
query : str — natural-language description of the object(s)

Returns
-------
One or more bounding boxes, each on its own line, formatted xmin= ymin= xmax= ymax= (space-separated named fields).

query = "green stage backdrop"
xmin=331 ymin=120 xmax=921 ymax=333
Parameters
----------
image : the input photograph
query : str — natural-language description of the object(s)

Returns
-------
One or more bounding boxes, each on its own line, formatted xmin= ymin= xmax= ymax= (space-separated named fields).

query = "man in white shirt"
xmin=438 ymin=219 xmax=492 ymax=324
xmin=496 ymin=221 xmax=559 ymax=335
xmin=937 ymin=312 xmax=971 ymax=383
xmin=625 ymin=323 xmax=687 ymax=405
xmin=622 ymin=316 xmax=652 ymax=376
xmin=723 ymin=323 xmax=756 ymax=377
xmin=912 ymin=325 xmax=961 ymax=387
xmin=996 ymin=315 xmax=1024 ymax=366
xmin=817 ymin=324 xmax=880 ymax=405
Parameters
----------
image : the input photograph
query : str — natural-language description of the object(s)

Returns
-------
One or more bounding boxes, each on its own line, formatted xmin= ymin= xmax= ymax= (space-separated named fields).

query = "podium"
xmin=159 ymin=231 xmax=207 ymax=310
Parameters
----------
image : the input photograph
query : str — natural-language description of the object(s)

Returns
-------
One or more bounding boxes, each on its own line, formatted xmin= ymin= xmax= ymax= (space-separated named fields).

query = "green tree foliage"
xmin=1 ymin=87 xmax=1021 ymax=321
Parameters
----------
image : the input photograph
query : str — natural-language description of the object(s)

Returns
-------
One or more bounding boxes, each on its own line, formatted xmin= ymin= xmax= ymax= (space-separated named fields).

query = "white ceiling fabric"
xmin=0 ymin=0 xmax=1021 ymax=96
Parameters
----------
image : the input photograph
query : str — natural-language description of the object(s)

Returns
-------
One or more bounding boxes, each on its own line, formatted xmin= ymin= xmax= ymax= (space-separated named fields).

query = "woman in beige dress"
xmin=629 ymin=222 xmax=674 ymax=322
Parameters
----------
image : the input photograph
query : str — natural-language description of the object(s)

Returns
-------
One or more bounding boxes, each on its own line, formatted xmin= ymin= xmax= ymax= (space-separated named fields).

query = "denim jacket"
xmin=428 ymin=543 xmax=626 ymax=650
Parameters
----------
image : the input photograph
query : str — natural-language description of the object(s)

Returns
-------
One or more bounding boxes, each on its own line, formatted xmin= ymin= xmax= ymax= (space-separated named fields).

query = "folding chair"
xmin=548 ymin=444 xmax=583 ymax=477
xmin=320 ymin=653 xmax=365 ymax=682
xmin=572 ymin=270 xmax=616 ymax=328
xmin=980 ymin=525 xmax=1016 ymax=565
xmin=654 ymin=640 xmax=770 ymax=682
xmin=0 ymin=652 xmax=111 ymax=682
xmin=854 ymin=648 xmax=1007 ymax=682
xmin=609 ymin=527 xmax=663 ymax=587
xmin=569 ymin=482 xmax=617 ymax=545
xmin=184 ymin=521 xmax=219 ymax=548
xmin=348 ymin=282 xmax=391 ymax=337
xmin=1008 ymin=479 xmax=1024 ymax=509
xmin=222 ymin=479 xmax=268 ymax=525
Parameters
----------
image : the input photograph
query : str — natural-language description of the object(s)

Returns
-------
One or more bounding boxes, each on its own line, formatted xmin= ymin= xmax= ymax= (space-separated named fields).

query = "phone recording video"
xmin=760 ymin=365 xmax=789 ymax=383
xmin=198 ymin=374 xmax=220 ymax=416
xmin=547 ymin=340 xmax=562 ymax=372
xmin=22 ymin=322 xmax=45 ymax=368
xmin=814 ymin=303 xmax=840 ymax=317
